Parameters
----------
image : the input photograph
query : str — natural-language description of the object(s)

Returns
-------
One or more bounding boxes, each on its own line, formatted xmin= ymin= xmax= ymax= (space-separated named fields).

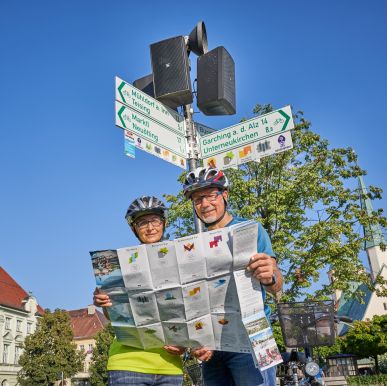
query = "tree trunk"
xmin=374 ymin=355 xmax=379 ymax=374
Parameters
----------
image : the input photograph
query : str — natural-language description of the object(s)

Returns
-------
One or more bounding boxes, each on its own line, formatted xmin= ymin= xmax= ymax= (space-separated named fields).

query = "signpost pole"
xmin=183 ymin=103 xmax=204 ymax=233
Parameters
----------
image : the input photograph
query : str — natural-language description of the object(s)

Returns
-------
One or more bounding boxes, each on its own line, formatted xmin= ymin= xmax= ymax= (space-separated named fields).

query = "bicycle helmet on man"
xmin=183 ymin=166 xmax=229 ymax=226
xmin=183 ymin=166 xmax=229 ymax=198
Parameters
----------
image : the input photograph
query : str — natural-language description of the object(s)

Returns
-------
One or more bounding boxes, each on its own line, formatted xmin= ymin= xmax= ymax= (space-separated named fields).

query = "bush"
xmin=346 ymin=374 xmax=387 ymax=385
xmin=378 ymin=354 xmax=387 ymax=374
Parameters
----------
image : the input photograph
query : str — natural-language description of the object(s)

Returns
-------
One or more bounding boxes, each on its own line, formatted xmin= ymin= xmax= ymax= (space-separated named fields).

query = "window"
xmin=27 ymin=322 xmax=32 ymax=334
xmin=3 ymin=344 xmax=9 ymax=363
xmin=87 ymin=344 xmax=93 ymax=354
xmin=5 ymin=317 xmax=11 ymax=330
xmin=79 ymin=344 xmax=85 ymax=351
xmin=384 ymin=303 xmax=387 ymax=310
xmin=16 ymin=320 xmax=22 ymax=332
xmin=14 ymin=346 xmax=22 ymax=364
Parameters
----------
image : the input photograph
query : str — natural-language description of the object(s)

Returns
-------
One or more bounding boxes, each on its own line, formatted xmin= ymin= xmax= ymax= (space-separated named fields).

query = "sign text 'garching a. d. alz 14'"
xmin=199 ymin=106 xmax=294 ymax=158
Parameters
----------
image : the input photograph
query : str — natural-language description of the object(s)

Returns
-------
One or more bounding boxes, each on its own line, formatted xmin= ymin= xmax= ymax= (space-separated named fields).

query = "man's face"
xmin=133 ymin=214 xmax=164 ymax=244
xmin=191 ymin=187 xmax=228 ymax=224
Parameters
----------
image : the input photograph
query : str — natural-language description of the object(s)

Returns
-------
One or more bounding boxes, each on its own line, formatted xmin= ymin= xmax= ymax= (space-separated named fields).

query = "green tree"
xmin=340 ymin=314 xmax=387 ymax=373
xmin=89 ymin=323 xmax=114 ymax=386
xmin=271 ymin=322 xmax=285 ymax=352
xmin=165 ymin=104 xmax=386 ymax=301
xmin=314 ymin=339 xmax=343 ymax=366
xmin=18 ymin=309 xmax=85 ymax=385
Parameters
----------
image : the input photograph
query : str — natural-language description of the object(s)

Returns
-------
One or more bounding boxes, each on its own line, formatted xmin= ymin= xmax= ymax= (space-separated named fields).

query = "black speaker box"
xmin=133 ymin=74 xmax=154 ymax=98
xmin=150 ymin=36 xmax=193 ymax=108
xmin=197 ymin=46 xmax=236 ymax=115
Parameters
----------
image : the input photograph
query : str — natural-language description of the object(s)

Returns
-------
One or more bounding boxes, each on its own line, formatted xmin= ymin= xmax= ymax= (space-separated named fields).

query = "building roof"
xmin=68 ymin=306 xmax=108 ymax=340
xmin=337 ymin=281 xmax=372 ymax=335
xmin=0 ymin=266 xmax=44 ymax=315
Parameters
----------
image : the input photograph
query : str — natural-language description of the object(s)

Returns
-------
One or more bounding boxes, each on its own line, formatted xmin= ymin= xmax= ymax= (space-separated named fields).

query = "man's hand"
xmin=247 ymin=253 xmax=274 ymax=284
xmin=247 ymin=253 xmax=283 ymax=294
xmin=93 ymin=288 xmax=112 ymax=307
xmin=163 ymin=346 xmax=185 ymax=355
xmin=191 ymin=348 xmax=214 ymax=362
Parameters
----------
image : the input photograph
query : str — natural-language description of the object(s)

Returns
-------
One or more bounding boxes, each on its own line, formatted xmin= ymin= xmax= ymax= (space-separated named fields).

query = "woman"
xmin=94 ymin=196 xmax=184 ymax=386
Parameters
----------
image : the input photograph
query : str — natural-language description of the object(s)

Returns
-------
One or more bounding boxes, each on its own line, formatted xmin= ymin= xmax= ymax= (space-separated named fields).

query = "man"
xmin=94 ymin=196 xmax=184 ymax=386
xmin=183 ymin=166 xmax=283 ymax=386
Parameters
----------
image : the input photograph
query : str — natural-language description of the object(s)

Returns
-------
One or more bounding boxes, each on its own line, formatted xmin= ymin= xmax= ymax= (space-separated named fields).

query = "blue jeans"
xmin=108 ymin=370 xmax=183 ymax=386
xmin=202 ymin=352 xmax=276 ymax=386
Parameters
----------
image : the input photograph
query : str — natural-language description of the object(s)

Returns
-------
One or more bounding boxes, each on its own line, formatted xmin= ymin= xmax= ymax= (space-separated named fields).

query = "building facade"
xmin=68 ymin=305 xmax=107 ymax=386
xmin=0 ymin=267 xmax=44 ymax=386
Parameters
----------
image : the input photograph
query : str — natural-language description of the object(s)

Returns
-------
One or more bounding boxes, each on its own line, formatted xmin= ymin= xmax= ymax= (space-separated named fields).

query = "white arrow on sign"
xmin=199 ymin=106 xmax=294 ymax=158
xmin=115 ymin=77 xmax=185 ymax=136
xmin=115 ymin=101 xmax=187 ymax=158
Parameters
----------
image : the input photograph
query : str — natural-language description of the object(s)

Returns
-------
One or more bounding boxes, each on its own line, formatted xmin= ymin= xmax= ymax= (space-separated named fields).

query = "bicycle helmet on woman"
xmin=125 ymin=196 xmax=168 ymax=239
xmin=183 ymin=166 xmax=229 ymax=199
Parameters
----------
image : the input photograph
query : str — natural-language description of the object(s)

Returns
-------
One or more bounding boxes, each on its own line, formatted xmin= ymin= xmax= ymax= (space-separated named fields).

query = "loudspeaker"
xmin=197 ymin=46 xmax=236 ymax=116
xmin=150 ymin=36 xmax=193 ymax=108
xmin=133 ymin=74 xmax=154 ymax=98
xmin=188 ymin=21 xmax=208 ymax=55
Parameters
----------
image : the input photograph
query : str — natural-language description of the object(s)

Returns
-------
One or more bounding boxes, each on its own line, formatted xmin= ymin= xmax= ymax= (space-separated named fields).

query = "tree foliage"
xmin=17 ymin=309 xmax=85 ymax=385
xmin=165 ymin=104 xmax=386 ymax=301
xmin=340 ymin=314 xmax=387 ymax=373
xmin=89 ymin=323 xmax=115 ymax=386
xmin=271 ymin=322 xmax=285 ymax=353
xmin=314 ymin=339 xmax=343 ymax=366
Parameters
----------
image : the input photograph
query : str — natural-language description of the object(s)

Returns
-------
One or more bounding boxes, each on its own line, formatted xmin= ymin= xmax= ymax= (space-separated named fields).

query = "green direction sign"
xmin=115 ymin=77 xmax=185 ymax=136
xmin=199 ymin=105 xmax=294 ymax=158
xmin=115 ymin=101 xmax=187 ymax=158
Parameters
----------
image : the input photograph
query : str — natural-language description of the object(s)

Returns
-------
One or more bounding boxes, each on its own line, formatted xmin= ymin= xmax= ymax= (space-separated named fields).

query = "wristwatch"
xmin=262 ymin=273 xmax=276 ymax=287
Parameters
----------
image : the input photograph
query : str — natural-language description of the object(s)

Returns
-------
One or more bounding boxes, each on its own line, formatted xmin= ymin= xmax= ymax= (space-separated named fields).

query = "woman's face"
xmin=133 ymin=214 xmax=164 ymax=244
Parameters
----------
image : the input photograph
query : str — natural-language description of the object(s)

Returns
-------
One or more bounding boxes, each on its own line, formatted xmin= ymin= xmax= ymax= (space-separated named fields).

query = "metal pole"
xmin=183 ymin=103 xmax=204 ymax=233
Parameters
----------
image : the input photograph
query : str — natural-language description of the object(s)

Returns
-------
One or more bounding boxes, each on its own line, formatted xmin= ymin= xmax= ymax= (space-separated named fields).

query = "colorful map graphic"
xmin=214 ymin=279 xmax=226 ymax=288
xmin=137 ymin=296 xmax=149 ymax=303
xmin=168 ymin=325 xmax=179 ymax=332
xmin=164 ymin=292 xmax=176 ymax=301
xmin=189 ymin=287 xmax=200 ymax=296
xmin=209 ymin=235 xmax=223 ymax=248
xmin=184 ymin=243 xmax=194 ymax=252
xmin=129 ymin=251 xmax=138 ymax=264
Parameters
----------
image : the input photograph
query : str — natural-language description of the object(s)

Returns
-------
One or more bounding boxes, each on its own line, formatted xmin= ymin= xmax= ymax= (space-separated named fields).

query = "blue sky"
xmin=0 ymin=0 xmax=386 ymax=311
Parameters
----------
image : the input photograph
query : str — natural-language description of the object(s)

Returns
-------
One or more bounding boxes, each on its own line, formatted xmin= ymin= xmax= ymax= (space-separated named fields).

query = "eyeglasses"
xmin=192 ymin=191 xmax=223 ymax=206
xmin=134 ymin=217 xmax=163 ymax=230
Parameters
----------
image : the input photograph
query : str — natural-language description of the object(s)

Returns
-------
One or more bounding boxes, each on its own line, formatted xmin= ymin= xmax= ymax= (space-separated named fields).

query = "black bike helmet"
xmin=125 ymin=196 xmax=167 ymax=225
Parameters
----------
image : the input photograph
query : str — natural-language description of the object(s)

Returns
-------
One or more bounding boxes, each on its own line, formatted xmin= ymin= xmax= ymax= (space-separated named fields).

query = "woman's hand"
xmin=163 ymin=345 xmax=185 ymax=355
